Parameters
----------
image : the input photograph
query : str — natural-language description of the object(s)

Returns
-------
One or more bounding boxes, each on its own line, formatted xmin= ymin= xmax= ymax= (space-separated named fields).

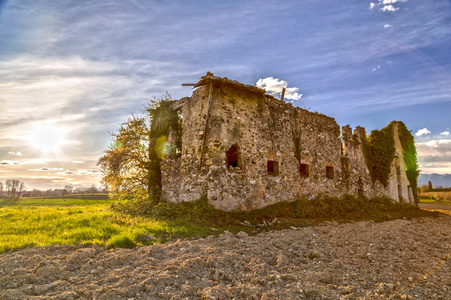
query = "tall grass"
xmin=0 ymin=194 xmax=438 ymax=254
xmin=0 ymin=204 xmax=212 ymax=253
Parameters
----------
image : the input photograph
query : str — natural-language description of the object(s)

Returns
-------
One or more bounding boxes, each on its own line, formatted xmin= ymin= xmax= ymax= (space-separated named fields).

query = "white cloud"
xmin=256 ymin=77 xmax=303 ymax=101
xmin=415 ymin=128 xmax=431 ymax=136
xmin=29 ymin=167 xmax=65 ymax=172
xmin=440 ymin=131 xmax=450 ymax=136
xmin=72 ymin=160 xmax=85 ymax=164
xmin=380 ymin=5 xmax=399 ymax=12
xmin=57 ymin=171 xmax=74 ymax=176
xmin=371 ymin=0 xmax=407 ymax=12
xmin=1 ymin=160 xmax=21 ymax=165
xmin=372 ymin=66 xmax=381 ymax=71
xmin=8 ymin=151 xmax=23 ymax=156
xmin=285 ymin=88 xmax=303 ymax=101
xmin=384 ymin=24 xmax=393 ymax=28
xmin=74 ymin=169 xmax=101 ymax=175
xmin=56 ymin=169 xmax=101 ymax=176
xmin=381 ymin=0 xmax=407 ymax=4
xmin=416 ymin=138 xmax=451 ymax=173
xmin=421 ymin=139 xmax=451 ymax=147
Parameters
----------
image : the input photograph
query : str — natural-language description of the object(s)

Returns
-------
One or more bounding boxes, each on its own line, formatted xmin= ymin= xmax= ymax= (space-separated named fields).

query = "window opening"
xmin=342 ymin=161 xmax=349 ymax=171
xmin=398 ymin=184 xmax=403 ymax=203
xmin=267 ymin=160 xmax=279 ymax=175
xmin=408 ymin=185 xmax=413 ymax=202
xmin=226 ymin=145 xmax=240 ymax=169
xmin=325 ymin=166 xmax=334 ymax=179
xmin=299 ymin=163 xmax=309 ymax=177
xmin=357 ymin=177 xmax=364 ymax=197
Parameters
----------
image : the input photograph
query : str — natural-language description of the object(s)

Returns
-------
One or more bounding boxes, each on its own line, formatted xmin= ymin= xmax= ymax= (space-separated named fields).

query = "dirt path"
xmin=1 ymin=214 xmax=451 ymax=300
xmin=419 ymin=203 xmax=451 ymax=211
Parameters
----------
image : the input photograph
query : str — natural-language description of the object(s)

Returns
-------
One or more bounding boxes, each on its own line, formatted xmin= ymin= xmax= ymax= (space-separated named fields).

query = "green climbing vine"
xmin=361 ymin=123 xmax=395 ymax=187
xmin=98 ymin=95 xmax=182 ymax=201
xmin=146 ymin=98 xmax=182 ymax=197
xmin=397 ymin=121 xmax=420 ymax=204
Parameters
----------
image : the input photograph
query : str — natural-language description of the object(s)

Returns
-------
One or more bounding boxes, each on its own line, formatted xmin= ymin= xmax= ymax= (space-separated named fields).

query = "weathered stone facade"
xmin=161 ymin=73 xmax=414 ymax=211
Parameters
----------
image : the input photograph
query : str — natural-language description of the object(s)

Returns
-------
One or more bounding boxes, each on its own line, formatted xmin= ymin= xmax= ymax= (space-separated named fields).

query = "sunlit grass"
xmin=0 ymin=204 xmax=212 ymax=253
xmin=419 ymin=199 xmax=451 ymax=206
xmin=0 ymin=196 xmax=112 ymax=207
xmin=0 ymin=194 xmax=440 ymax=254
xmin=419 ymin=191 xmax=451 ymax=201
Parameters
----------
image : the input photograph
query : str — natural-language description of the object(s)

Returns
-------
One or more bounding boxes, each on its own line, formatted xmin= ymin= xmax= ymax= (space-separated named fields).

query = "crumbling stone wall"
xmin=388 ymin=122 xmax=415 ymax=204
xmin=161 ymin=73 xmax=413 ymax=210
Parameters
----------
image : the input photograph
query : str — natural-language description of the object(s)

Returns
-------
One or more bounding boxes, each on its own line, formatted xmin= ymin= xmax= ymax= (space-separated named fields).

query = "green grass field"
xmin=0 ymin=196 xmax=112 ymax=207
xmin=0 ymin=194 xmax=440 ymax=254
xmin=419 ymin=191 xmax=451 ymax=201
xmin=0 ymin=197 xmax=213 ymax=253
xmin=419 ymin=199 xmax=451 ymax=206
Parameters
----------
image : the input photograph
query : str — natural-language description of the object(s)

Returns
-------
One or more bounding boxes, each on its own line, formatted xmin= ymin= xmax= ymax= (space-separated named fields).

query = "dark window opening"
xmin=267 ymin=160 xmax=279 ymax=175
xmin=326 ymin=166 xmax=334 ymax=179
xmin=226 ymin=145 xmax=240 ymax=169
xmin=398 ymin=184 xmax=403 ymax=203
xmin=342 ymin=162 xmax=349 ymax=171
xmin=357 ymin=177 xmax=364 ymax=197
xmin=299 ymin=163 xmax=309 ymax=177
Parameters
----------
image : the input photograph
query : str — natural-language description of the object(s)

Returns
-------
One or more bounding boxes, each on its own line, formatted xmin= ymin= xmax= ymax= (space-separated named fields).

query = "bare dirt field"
xmin=1 ymin=214 xmax=450 ymax=300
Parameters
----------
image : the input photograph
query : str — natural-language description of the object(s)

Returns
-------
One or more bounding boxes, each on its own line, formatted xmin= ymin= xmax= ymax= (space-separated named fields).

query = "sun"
xmin=29 ymin=125 xmax=67 ymax=153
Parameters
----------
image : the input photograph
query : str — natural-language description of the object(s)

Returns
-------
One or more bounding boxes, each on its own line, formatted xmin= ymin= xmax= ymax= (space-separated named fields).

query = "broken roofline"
xmin=180 ymin=72 xmax=335 ymax=124
xmin=193 ymin=72 xmax=266 ymax=95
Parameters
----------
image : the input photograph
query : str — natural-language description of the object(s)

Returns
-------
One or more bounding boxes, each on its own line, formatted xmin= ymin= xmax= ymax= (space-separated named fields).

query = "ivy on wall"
xmin=397 ymin=121 xmax=420 ymax=203
xmin=361 ymin=123 xmax=395 ymax=187
xmin=146 ymin=99 xmax=183 ymax=197
xmin=148 ymin=100 xmax=182 ymax=146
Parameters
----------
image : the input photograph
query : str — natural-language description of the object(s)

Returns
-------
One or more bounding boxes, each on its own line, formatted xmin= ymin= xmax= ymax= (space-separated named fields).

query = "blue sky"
xmin=1 ymin=0 xmax=451 ymax=190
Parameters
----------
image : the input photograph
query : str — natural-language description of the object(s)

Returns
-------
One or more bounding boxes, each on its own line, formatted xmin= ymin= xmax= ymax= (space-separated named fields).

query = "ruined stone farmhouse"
xmin=161 ymin=73 xmax=415 ymax=211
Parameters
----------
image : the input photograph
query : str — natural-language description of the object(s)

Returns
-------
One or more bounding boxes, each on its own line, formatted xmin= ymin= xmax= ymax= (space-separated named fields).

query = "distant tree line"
xmin=0 ymin=179 xmax=26 ymax=198
xmin=21 ymin=184 xmax=107 ymax=198
xmin=418 ymin=181 xmax=451 ymax=194
xmin=0 ymin=181 xmax=106 ymax=199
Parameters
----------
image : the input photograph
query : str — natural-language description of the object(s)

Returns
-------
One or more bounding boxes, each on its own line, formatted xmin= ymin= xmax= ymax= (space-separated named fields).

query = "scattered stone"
xmin=308 ymin=250 xmax=320 ymax=259
xmin=276 ymin=253 xmax=288 ymax=267
xmin=236 ymin=231 xmax=249 ymax=238
xmin=142 ymin=235 xmax=154 ymax=241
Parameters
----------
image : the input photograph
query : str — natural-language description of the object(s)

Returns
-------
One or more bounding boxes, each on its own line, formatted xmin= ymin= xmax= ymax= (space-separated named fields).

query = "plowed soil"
xmin=1 ymin=214 xmax=450 ymax=300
